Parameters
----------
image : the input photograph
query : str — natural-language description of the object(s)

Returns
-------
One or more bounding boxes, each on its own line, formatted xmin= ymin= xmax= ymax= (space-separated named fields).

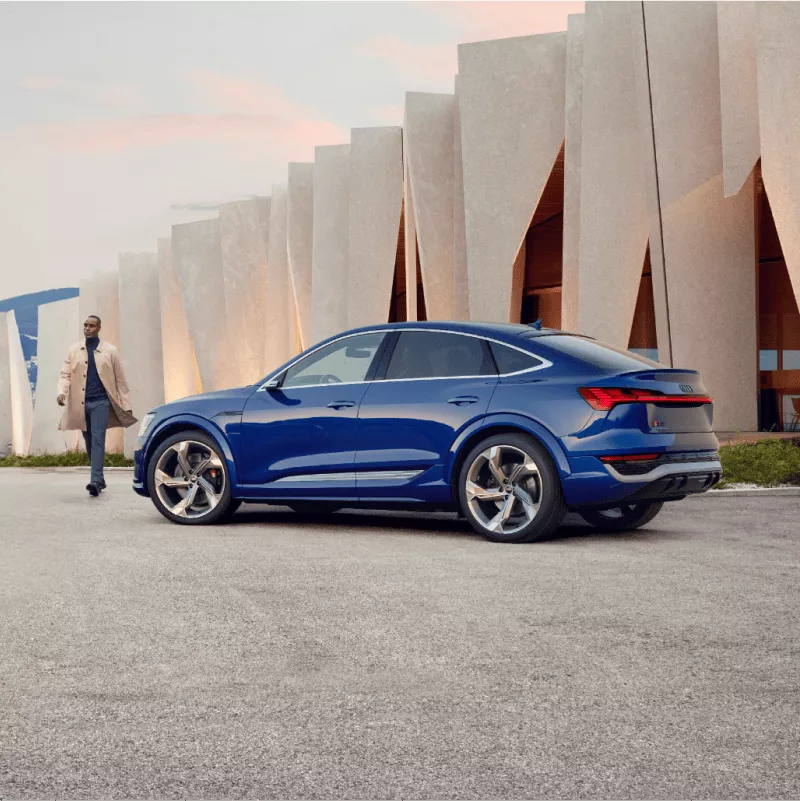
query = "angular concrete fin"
xmin=459 ymin=33 xmax=566 ymax=322
xmin=348 ymin=127 xmax=403 ymax=328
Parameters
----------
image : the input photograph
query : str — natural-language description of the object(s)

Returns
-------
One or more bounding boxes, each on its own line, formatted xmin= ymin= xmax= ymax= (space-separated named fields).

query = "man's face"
xmin=84 ymin=317 xmax=101 ymax=338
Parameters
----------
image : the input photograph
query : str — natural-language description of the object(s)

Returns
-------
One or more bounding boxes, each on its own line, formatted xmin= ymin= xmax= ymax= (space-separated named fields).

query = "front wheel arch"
xmin=144 ymin=415 xmax=239 ymax=490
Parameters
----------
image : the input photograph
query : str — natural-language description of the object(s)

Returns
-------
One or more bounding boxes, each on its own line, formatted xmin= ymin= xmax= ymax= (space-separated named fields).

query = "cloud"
xmin=14 ymin=71 xmax=349 ymax=162
xmin=170 ymin=201 xmax=223 ymax=211
xmin=433 ymin=1 xmax=584 ymax=40
xmin=356 ymin=2 xmax=584 ymax=85
xmin=371 ymin=104 xmax=405 ymax=125
xmin=19 ymin=74 xmax=142 ymax=111
xmin=357 ymin=37 xmax=457 ymax=84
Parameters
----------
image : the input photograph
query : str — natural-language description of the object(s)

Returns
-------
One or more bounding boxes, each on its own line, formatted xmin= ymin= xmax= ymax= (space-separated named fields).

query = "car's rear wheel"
xmin=579 ymin=501 xmax=663 ymax=532
xmin=287 ymin=502 xmax=342 ymax=516
xmin=458 ymin=433 xmax=566 ymax=543
xmin=147 ymin=431 xmax=236 ymax=525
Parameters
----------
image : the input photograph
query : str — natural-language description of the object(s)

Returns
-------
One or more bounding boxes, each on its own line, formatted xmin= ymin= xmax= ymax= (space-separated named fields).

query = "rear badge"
xmin=679 ymin=384 xmax=693 ymax=393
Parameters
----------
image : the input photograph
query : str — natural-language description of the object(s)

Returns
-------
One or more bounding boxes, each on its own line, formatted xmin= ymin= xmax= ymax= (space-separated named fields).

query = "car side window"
xmin=384 ymin=331 xmax=496 ymax=380
xmin=282 ymin=332 xmax=385 ymax=388
xmin=489 ymin=341 xmax=545 ymax=375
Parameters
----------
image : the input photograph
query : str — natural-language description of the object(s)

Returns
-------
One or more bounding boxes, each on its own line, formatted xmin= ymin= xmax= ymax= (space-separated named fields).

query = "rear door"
xmin=354 ymin=330 xmax=498 ymax=497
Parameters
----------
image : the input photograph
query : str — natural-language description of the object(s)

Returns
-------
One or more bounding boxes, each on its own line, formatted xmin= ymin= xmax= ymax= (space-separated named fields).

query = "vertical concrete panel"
xmin=562 ymin=14 xmax=585 ymax=332
xmin=287 ymin=164 xmax=314 ymax=349
xmin=265 ymin=186 xmax=291 ymax=371
xmin=172 ymin=218 xmax=230 ymax=392
xmin=718 ymin=1 xmax=760 ymax=198
xmin=312 ymin=144 xmax=350 ymax=343
xmin=158 ymin=238 xmax=201 ymax=402
xmin=5 ymin=311 xmax=33 ymax=455
xmin=453 ymin=79 xmax=470 ymax=321
xmin=630 ymin=4 xmax=672 ymax=366
xmin=29 ymin=298 xmax=81 ymax=454
xmin=403 ymin=145 xmax=418 ymax=322
xmin=577 ymin=3 xmax=649 ymax=348
xmin=644 ymin=1 xmax=757 ymax=431
xmin=348 ymin=127 xmax=403 ymax=328
xmin=757 ymin=2 xmax=800 ymax=306
xmin=220 ymin=198 xmax=271 ymax=384
xmin=0 ymin=313 xmax=13 ymax=456
xmin=77 ymin=272 xmax=123 ymax=452
xmin=119 ymin=253 xmax=164 ymax=458
xmin=459 ymin=33 xmax=566 ymax=322
xmin=404 ymin=93 xmax=454 ymax=321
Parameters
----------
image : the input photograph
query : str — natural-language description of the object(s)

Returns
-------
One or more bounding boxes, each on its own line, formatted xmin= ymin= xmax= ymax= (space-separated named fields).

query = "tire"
xmin=147 ymin=431 xmax=234 ymax=525
xmin=579 ymin=501 xmax=664 ymax=532
xmin=458 ymin=433 xmax=566 ymax=543
xmin=287 ymin=502 xmax=342 ymax=516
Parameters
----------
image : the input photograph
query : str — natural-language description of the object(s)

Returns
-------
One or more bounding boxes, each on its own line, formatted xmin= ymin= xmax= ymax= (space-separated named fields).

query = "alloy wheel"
xmin=153 ymin=440 xmax=226 ymax=520
xmin=465 ymin=444 xmax=542 ymax=536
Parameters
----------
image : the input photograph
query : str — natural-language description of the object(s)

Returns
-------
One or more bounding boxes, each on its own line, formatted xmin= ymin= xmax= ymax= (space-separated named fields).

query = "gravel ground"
xmin=1 ymin=468 xmax=798 ymax=799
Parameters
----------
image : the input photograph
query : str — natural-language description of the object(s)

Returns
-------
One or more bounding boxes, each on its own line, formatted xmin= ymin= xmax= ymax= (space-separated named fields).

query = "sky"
xmin=0 ymin=1 xmax=583 ymax=300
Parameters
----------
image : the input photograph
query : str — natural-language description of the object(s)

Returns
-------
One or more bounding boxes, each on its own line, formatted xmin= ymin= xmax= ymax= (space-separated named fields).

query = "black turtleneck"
xmin=85 ymin=337 xmax=108 ymax=401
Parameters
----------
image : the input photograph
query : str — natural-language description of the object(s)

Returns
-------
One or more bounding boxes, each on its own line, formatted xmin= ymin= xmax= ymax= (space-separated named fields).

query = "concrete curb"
xmin=705 ymin=487 xmax=800 ymax=498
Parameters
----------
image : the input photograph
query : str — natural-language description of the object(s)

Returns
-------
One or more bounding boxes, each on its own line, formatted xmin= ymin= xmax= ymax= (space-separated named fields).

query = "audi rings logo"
xmin=679 ymin=384 xmax=694 ymax=393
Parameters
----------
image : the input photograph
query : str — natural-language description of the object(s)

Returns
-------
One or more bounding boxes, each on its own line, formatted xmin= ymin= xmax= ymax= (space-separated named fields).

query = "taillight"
xmin=600 ymin=453 xmax=659 ymax=462
xmin=578 ymin=386 xmax=713 ymax=411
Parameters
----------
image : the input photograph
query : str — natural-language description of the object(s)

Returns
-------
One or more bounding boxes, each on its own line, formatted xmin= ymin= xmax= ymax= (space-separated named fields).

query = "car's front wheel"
xmin=579 ymin=501 xmax=664 ymax=532
xmin=147 ymin=431 xmax=237 ymax=525
xmin=458 ymin=433 xmax=566 ymax=543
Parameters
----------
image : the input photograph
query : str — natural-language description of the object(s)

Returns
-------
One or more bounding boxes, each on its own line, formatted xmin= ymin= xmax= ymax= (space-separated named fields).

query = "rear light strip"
xmin=600 ymin=453 xmax=659 ymax=463
xmin=579 ymin=386 xmax=713 ymax=411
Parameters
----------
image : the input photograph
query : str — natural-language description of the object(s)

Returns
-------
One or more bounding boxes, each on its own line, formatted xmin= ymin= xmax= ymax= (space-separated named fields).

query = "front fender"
xmin=136 ymin=413 xmax=240 ymax=494
xmin=446 ymin=412 xmax=572 ymax=483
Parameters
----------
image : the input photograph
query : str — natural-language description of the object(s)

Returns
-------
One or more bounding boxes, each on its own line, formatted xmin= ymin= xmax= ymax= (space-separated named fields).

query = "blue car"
xmin=133 ymin=322 xmax=721 ymax=543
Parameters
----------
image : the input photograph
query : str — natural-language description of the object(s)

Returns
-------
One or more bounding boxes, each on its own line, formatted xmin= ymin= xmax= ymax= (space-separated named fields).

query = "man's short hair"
xmin=87 ymin=315 xmax=102 ymax=325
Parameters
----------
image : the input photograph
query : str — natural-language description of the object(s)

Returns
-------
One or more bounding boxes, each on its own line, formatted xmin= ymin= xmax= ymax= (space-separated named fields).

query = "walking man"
xmin=57 ymin=315 xmax=137 ymax=496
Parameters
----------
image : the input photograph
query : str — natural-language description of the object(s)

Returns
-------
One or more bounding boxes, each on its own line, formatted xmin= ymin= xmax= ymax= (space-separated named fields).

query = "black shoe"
xmin=98 ymin=480 xmax=106 ymax=491
xmin=86 ymin=482 xmax=100 ymax=497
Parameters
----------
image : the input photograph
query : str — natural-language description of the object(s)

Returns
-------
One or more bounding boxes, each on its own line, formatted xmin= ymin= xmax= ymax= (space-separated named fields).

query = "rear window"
xmin=489 ymin=342 xmax=544 ymax=375
xmin=539 ymin=335 xmax=663 ymax=371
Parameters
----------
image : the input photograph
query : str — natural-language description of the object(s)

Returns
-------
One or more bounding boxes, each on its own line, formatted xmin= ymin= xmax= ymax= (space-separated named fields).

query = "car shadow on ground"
xmin=229 ymin=505 xmax=680 ymax=544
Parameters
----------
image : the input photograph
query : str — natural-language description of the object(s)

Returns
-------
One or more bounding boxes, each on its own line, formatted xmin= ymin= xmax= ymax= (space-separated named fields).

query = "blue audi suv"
xmin=133 ymin=322 xmax=721 ymax=543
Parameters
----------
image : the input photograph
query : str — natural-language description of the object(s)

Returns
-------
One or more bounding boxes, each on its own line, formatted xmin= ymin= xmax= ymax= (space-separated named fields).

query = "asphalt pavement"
xmin=1 ymin=468 xmax=798 ymax=799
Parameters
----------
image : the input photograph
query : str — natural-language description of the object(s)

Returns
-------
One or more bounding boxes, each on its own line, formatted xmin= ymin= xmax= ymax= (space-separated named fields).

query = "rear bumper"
xmin=562 ymin=452 xmax=722 ymax=508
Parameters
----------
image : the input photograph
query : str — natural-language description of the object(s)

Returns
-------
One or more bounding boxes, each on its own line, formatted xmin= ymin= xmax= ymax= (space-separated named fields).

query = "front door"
xmin=355 ymin=330 xmax=498 ymax=499
xmin=239 ymin=331 xmax=386 ymax=498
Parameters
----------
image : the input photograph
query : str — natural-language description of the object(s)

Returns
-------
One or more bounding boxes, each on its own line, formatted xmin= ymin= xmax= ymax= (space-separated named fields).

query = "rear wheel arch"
xmin=449 ymin=423 xmax=565 ymax=501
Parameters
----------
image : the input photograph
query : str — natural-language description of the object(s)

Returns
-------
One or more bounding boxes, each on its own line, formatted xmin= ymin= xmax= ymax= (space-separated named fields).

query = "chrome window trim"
xmin=257 ymin=327 xmax=554 ymax=391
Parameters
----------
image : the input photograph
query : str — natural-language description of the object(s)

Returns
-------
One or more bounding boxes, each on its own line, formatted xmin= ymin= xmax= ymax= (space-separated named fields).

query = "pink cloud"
xmin=13 ymin=70 xmax=348 ymax=162
xmin=434 ymin=1 xmax=584 ymax=40
xmin=357 ymin=3 xmax=583 ymax=85
xmin=19 ymin=74 xmax=142 ymax=111
xmin=371 ymin=104 xmax=405 ymax=125
xmin=357 ymin=37 xmax=457 ymax=84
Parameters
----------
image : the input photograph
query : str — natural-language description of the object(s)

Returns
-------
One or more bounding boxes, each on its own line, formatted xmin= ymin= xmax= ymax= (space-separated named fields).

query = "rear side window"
xmin=385 ymin=331 xmax=495 ymax=379
xmin=489 ymin=342 xmax=544 ymax=375
xmin=540 ymin=335 xmax=662 ymax=370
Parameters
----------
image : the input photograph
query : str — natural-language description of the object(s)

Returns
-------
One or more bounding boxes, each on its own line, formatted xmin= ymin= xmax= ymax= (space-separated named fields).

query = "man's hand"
xmin=57 ymin=394 xmax=66 ymax=406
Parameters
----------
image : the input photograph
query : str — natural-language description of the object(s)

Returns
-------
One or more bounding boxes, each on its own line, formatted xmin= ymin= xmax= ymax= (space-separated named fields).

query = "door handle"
xmin=447 ymin=396 xmax=479 ymax=406
xmin=327 ymin=400 xmax=356 ymax=410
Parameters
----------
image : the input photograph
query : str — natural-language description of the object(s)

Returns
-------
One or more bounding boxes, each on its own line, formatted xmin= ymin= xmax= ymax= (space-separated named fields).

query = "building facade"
xmin=4 ymin=1 xmax=800 ymax=456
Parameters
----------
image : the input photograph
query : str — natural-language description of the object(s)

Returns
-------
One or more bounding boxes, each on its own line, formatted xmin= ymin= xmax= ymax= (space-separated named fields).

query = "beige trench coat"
xmin=57 ymin=340 xmax=138 ymax=431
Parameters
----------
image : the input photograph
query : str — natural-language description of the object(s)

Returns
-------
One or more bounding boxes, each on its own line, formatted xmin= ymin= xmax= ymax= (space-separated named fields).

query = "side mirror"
xmin=261 ymin=377 xmax=282 ymax=391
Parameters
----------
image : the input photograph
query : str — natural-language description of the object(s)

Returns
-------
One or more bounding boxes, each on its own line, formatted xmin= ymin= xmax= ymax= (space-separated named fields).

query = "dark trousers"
xmin=83 ymin=398 xmax=110 ymax=485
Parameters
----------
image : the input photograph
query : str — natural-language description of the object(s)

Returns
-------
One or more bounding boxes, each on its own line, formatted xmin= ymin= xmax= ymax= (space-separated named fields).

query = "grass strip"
xmin=0 ymin=450 xmax=134 ymax=468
